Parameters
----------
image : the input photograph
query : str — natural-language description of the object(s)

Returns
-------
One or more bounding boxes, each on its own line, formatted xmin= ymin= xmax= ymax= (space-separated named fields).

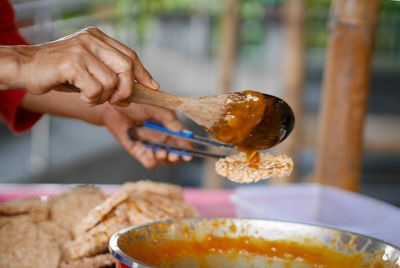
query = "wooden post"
xmin=315 ymin=0 xmax=380 ymax=191
xmin=203 ymin=0 xmax=241 ymax=188
xmin=218 ymin=0 xmax=241 ymax=95
xmin=275 ymin=0 xmax=306 ymax=184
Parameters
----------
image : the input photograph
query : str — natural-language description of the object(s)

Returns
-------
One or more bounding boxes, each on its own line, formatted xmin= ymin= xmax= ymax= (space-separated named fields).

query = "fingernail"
xmin=156 ymin=150 xmax=167 ymax=159
xmin=169 ymin=153 xmax=179 ymax=162
xmin=151 ymin=79 xmax=159 ymax=89
xmin=169 ymin=121 xmax=182 ymax=131
xmin=183 ymin=155 xmax=193 ymax=162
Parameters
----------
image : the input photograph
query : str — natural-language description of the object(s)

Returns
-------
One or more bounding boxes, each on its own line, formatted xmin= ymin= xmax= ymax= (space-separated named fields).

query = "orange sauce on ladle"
xmin=207 ymin=90 xmax=268 ymax=163
xmin=208 ymin=91 xmax=266 ymax=149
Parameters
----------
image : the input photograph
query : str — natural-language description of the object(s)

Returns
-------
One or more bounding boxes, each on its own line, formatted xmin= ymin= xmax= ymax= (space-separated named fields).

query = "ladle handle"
xmin=127 ymin=82 xmax=183 ymax=110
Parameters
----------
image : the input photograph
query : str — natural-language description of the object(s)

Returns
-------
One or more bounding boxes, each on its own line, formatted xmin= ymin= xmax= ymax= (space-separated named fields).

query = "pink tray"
xmin=0 ymin=183 xmax=235 ymax=218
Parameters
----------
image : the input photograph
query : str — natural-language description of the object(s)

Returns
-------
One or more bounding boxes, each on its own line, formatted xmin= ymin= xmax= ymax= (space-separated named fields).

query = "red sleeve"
xmin=0 ymin=90 xmax=42 ymax=133
xmin=0 ymin=0 xmax=42 ymax=133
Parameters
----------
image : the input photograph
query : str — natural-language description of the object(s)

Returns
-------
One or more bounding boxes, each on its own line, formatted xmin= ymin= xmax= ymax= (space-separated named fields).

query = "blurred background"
xmin=1 ymin=0 xmax=399 ymax=206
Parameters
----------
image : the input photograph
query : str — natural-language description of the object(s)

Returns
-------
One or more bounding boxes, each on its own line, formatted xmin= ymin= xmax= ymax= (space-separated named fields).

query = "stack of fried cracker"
xmin=0 ymin=181 xmax=199 ymax=268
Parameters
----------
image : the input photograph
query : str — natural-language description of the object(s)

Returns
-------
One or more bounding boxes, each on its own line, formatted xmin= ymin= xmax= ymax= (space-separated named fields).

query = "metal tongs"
xmin=127 ymin=122 xmax=234 ymax=159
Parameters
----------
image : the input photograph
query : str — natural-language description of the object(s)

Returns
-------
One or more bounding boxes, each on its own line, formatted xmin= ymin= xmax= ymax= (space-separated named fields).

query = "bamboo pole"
xmin=275 ymin=0 xmax=306 ymax=184
xmin=315 ymin=0 xmax=380 ymax=191
xmin=203 ymin=0 xmax=241 ymax=188
xmin=218 ymin=0 xmax=241 ymax=95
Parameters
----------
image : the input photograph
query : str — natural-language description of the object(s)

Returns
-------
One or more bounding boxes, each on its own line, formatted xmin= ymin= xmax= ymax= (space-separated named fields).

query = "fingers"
xmin=76 ymin=73 xmax=102 ymax=104
xmin=84 ymin=27 xmax=159 ymax=90
xmin=135 ymin=104 xmax=194 ymax=162
xmin=140 ymin=104 xmax=184 ymax=132
xmin=58 ymin=56 xmax=102 ymax=105
xmin=106 ymin=104 xmax=193 ymax=166
xmin=23 ymin=27 xmax=155 ymax=105
xmin=167 ymin=152 xmax=181 ymax=163
xmin=126 ymin=131 xmax=186 ymax=167
xmin=60 ymin=45 xmax=118 ymax=105
xmin=135 ymin=126 xmax=192 ymax=164
xmin=143 ymin=106 xmax=194 ymax=162
xmin=103 ymin=108 xmax=159 ymax=169
xmin=103 ymin=106 xmax=188 ymax=169
xmin=81 ymin=51 xmax=118 ymax=104
xmin=73 ymin=31 xmax=134 ymax=104
xmin=130 ymin=144 xmax=159 ymax=169
xmin=74 ymin=27 xmax=159 ymax=105
xmin=155 ymin=149 xmax=173 ymax=166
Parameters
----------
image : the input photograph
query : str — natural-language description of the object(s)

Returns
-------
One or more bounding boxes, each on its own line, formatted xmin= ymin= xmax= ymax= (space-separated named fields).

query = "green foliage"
xmin=240 ymin=19 xmax=264 ymax=45
xmin=57 ymin=0 xmax=400 ymax=53
xmin=305 ymin=0 xmax=400 ymax=51
xmin=305 ymin=0 xmax=330 ymax=47
xmin=240 ymin=1 xmax=265 ymax=19
xmin=114 ymin=0 xmax=224 ymax=17
xmin=375 ymin=0 xmax=400 ymax=51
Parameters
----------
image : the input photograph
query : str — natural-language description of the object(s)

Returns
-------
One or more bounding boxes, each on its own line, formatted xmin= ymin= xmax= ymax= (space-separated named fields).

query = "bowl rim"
xmin=108 ymin=217 xmax=400 ymax=267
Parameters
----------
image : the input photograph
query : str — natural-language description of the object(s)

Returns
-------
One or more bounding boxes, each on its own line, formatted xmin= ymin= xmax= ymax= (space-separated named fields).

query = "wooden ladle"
xmin=128 ymin=82 xmax=295 ymax=151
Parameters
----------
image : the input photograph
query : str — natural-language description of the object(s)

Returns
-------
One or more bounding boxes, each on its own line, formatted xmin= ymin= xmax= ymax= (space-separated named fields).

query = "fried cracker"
xmin=0 ymin=221 xmax=60 ymax=268
xmin=49 ymin=185 xmax=104 ymax=231
xmin=38 ymin=220 xmax=72 ymax=245
xmin=124 ymin=198 xmax=169 ymax=224
xmin=73 ymin=181 xmax=184 ymax=237
xmin=68 ymin=181 xmax=198 ymax=260
xmin=122 ymin=180 xmax=184 ymax=200
xmin=183 ymin=203 xmax=200 ymax=218
xmin=65 ymin=204 xmax=131 ymax=260
xmin=0 ymin=208 xmax=48 ymax=228
xmin=215 ymin=152 xmax=293 ymax=183
xmin=73 ymin=187 xmax=129 ymax=238
xmin=123 ymin=193 xmax=197 ymax=225
xmin=60 ymin=253 xmax=115 ymax=268
xmin=0 ymin=196 xmax=47 ymax=216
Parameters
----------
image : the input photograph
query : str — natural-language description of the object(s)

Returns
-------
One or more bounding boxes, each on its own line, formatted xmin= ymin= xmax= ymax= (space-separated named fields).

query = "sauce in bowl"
xmin=125 ymin=235 xmax=386 ymax=268
xmin=111 ymin=219 xmax=396 ymax=268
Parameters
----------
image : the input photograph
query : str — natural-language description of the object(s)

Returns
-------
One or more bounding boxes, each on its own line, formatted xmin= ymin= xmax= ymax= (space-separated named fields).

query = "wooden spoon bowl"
xmin=128 ymin=83 xmax=294 ymax=151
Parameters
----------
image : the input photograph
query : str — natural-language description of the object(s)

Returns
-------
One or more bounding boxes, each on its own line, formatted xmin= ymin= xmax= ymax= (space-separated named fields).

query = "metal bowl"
xmin=109 ymin=218 xmax=400 ymax=268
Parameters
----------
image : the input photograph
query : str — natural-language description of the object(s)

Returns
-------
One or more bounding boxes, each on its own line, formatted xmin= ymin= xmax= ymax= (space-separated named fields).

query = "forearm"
xmin=0 ymin=46 xmax=25 ymax=90
xmin=20 ymin=91 xmax=106 ymax=125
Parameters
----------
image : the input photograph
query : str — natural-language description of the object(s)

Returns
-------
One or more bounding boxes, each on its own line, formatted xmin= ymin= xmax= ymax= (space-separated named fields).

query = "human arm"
xmin=20 ymin=91 xmax=192 ymax=168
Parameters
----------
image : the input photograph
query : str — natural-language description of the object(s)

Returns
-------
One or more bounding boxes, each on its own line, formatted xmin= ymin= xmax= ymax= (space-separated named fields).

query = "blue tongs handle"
xmin=142 ymin=122 xmax=234 ymax=149
xmin=127 ymin=122 xmax=232 ymax=159
xmin=143 ymin=121 xmax=194 ymax=138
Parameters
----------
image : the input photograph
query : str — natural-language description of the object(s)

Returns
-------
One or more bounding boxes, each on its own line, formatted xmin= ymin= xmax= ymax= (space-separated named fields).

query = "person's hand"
xmin=100 ymin=103 xmax=193 ymax=168
xmin=21 ymin=90 xmax=193 ymax=169
xmin=16 ymin=27 xmax=158 ymax=105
